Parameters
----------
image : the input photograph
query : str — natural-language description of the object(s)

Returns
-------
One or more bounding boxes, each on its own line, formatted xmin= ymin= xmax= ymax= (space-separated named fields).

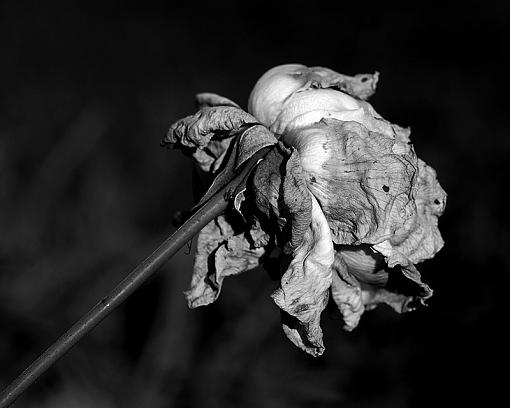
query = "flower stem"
xmin=0 ymin=146 xmax=272 ymax=408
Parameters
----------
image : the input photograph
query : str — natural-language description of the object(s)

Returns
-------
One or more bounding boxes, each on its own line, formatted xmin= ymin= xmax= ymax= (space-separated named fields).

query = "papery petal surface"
xmin=186 ymin=215 xmax=269 ymax=308
xmin=272 ymin=195 xmax=334 ymax=356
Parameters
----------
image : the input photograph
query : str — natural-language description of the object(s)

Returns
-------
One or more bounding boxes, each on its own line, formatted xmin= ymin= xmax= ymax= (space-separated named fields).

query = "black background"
xmin=0 ymin=1 xmax=508 ymax=407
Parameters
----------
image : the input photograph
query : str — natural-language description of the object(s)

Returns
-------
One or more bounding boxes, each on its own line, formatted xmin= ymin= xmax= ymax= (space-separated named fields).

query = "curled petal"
xmin=248 ymin=64 xmax=378 ymax=128
xmin=287 ymin=119 xmax=418 ymax=247
xmin=331 ymin=247 xmax=433 ymax=330
xmin=272 ymin=195 xmax=334 ymax=356
xmin=252 ymin=143 xmax=312 ymax=253
xmin=302 ymin=67 xmax=379 ymax=100
xmin=270 ymin=88 xmax=361 ymax=135
xmin=282 ymin=150 xmax=314 ymax=253
xmin=168 ymin=64 xmax=446 ymax=358
xmin=330 ymin=252 xmax=365 ymax=331
xmin=301 ymin=65 xmax=379 ymax=100
xmin=164 ymin=97 xmax=277 ymax=206
xmin=165 ymin=106 xmax=257 ymax=149
xmin=195 ymin=92 xmax=241 ymax=109
xmin=284 ymin=117 xmax=445 ymax=269
xmin=248 ymin=64 xmax=308 ymax=127
xmin=373 ymin=159 xmax=446 ymax=266
xmin=186 ymin=215 xmax=269 ymax=308
xmin=361 ymin=264 xmax=433 ymax=312
xmin=195 ymin=124 xmax=277 ymax=208
xmin=269 ymin=90 xmax=411 ymax=145
xmin=248 ymin=65 xmax=412 ymax=155
xmin=163 ymin=105 xmax=259 ymax=172
xmin=337 ymin=245 xmax=388 ymax=286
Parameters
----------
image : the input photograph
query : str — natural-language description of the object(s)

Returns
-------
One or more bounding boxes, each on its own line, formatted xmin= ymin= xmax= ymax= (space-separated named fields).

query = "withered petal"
xmin=330 ymin=252 xmax=365 ymax=331
xmin=271 ymin=195 xmax=334 ymax=356
xmin=195 ymin=92 xmax=241 ymax=109
xmin=252 ymin=143 xmax=312 ymax=252
xmin=361 ymin=264 xmax=433 ymax=313
xmin=331 ymin=249 xmax=433 ymax=329
xmin=372 ymin=159 xmax=446 ymax=266
xmin=169 ymin=65 xmax=447 ymax=357
xmin=289 ymin=119 xmax=418 ymax=247
xmin=163 ymin=105 xmax=259 ymax=172
xmin=302 ymin=66 xmax=379 ymax=100
xmin=195 ymin=124 xmax=276 ymax=208
xmin=185 ymin=215 xmax=269 ymax=308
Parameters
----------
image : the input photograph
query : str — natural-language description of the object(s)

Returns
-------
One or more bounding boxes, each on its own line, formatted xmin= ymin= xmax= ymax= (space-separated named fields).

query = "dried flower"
xmin=164 ymin=64 xmax=446 ymax=356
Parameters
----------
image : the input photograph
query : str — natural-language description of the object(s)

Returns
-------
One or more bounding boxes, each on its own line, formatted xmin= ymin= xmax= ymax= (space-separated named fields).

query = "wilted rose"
xmin=163 ymin=64 xmax=446 ymax=356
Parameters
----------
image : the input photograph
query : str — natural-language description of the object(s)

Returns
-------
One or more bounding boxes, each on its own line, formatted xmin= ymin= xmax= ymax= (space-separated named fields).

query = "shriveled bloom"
xmin=163 ymin=64 xmax=446 ymax=356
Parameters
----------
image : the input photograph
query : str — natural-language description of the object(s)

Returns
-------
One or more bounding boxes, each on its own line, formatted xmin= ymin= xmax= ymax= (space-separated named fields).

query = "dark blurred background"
xmin=0 ymin=1 xmax=508 ymax=407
